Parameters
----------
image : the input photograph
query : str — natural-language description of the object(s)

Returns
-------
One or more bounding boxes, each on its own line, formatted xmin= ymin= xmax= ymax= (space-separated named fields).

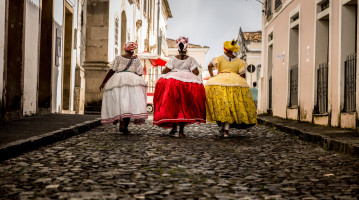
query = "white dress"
xmin=101 ymin=56 xmax=148 ymax=124
xmin=160 ymin=56 xmax=202 ymax=83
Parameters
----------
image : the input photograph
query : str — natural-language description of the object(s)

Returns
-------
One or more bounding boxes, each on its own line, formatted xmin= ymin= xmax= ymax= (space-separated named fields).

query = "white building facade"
xmin=0 ymin=0 xmax=173 ymax=118
xmin=237 ymin=28 xmax=262 ymax=88
xmin=0 ymin=0 xmax=84 ymax=119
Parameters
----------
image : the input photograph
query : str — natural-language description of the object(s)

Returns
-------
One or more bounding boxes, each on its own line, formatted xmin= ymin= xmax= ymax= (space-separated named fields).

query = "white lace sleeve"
xmin=190 ymin=57 xmax=200 ymax=71
xmin=110 ymin=56 xmax=119 ymax=71
xmin=165 ymin=57 xmax=174 ymax=69
xmin=135 ymin=59 xmax=143 ymax=75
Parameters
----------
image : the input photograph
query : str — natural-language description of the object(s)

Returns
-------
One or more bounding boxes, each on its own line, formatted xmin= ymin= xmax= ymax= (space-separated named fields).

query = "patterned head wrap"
xmin=176 ymin=36 xmax=189 ymax=52
xmin=223 ymin=40 xmax=240 ymax=53
xmin=123 ymin=42 xmax=138 ymax=52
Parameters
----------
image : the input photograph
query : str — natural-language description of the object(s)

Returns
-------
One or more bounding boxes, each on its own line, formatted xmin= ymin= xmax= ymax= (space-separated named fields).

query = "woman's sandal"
xmin=223 ymin=130 xmax=229 ymax=138
xmin=168 ymin=128 xmax=177 ymax=137
xmin=123 ymin=129 xmax=131 ymax=135
xmin=179 ymin=132 xmax=186 ymax=138
xmin=219 ymin=129 xmax=224 ymax=137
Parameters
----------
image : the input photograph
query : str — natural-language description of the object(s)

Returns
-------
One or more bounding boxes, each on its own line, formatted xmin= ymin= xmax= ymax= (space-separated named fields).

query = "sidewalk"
xmin=258 ymin=115 xmax=359 ymax=156
xmin=0 ymin=114 xmax=101 ymax=161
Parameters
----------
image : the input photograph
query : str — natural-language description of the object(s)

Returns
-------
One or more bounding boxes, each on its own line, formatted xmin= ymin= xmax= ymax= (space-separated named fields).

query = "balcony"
xmin=266 ymin=0 xmax=272 ymax=19
xmin=275 ymin=0 xmax=282 ymax=10
xmin=321 ymin=0 xmax=330 ymax=12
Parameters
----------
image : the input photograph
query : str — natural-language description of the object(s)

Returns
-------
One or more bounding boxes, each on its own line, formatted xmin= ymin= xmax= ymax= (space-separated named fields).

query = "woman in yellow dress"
xmin=205 ymin=40 xmax=257 ymax=137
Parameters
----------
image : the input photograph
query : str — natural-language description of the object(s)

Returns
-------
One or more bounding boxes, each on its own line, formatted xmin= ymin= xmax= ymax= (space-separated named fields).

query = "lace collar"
xmin=223 ymin=54 xmax=239 ymax=61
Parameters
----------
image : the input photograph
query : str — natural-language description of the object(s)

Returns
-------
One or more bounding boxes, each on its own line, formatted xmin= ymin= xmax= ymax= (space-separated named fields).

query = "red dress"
xmin=153 ymin=56 xmax=206 ymax=128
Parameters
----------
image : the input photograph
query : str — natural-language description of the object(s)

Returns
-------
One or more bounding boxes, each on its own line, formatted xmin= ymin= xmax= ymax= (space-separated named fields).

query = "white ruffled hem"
xmin=160 ymin=71 xmax=203 ymax=84
xmin=101 ymin=85 xmax=148 ymax=122
xmin=104 ymin=72 xmax=147 ymax=91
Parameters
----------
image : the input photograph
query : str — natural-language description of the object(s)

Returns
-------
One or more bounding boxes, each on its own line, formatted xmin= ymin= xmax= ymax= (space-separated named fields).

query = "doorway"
xmin=62 ymin=3 xmax=74 ymax=111
xmin=38 ymin=0 xmax=54 ymax=113
xmin=3 ymin=0 xmax=25 ymax=118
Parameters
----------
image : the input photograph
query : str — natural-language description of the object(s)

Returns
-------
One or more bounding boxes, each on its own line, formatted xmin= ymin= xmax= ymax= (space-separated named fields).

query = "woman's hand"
xmin=208 ymin=62 xmax=214 ymax=77
xmin=100 ymin=70 xmax=115 ymax=91
xmin=99 ymin=83 xmax=105 ymax=91
xmin=161 ymin=67 xmax=171 ymax=74
xmin=192 ymin=68 xmax=199 ymax=76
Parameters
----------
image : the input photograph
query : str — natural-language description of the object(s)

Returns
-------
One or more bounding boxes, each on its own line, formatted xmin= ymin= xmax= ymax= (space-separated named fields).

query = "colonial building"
xmin=83 ymin=0 xmax=172 ymax=113
xmin=237 ymin=28 xmax=262 ymax=88
xmin=0 ymin=0 xmax=85 ymax=119
xmin=259 ymin=0 xmax=358 ymax=129
xmin=0 ymin=0 xmax=172 ymax=119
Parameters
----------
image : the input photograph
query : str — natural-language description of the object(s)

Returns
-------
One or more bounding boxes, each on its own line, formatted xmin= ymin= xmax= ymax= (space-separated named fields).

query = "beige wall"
xmin=260 ymin=0 xmax=358 ymax=129
xmin=0 ymin=0 xmax=5 ymax=108
xmin=23 ymin=2 xmax=40 ymax=116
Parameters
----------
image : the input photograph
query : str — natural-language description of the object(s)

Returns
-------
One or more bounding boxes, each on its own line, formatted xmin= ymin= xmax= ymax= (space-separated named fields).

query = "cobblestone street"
xmin=1 ymin=120 xmax=359 ymax=200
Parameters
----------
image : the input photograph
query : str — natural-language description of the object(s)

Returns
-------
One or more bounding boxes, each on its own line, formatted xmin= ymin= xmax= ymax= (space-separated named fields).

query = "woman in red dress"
xmin=153 ymin=36 xmax=206 ymax=137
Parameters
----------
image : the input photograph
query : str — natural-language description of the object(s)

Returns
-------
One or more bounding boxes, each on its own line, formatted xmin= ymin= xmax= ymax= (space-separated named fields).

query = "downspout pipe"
xmin=157 ymin=0 xmax=160 ymax=56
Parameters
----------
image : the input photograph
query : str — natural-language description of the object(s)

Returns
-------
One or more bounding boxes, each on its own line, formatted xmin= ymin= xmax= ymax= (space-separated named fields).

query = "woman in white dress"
xmin=100 ymin=42 xmax=148 ymax=134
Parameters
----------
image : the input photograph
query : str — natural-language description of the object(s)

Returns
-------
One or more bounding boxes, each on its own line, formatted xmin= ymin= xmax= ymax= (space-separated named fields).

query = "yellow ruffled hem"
xmin=205 ymin=85 xmax=257 ymax=125
xmin=205 ymin=73 xmax=249 ymax=87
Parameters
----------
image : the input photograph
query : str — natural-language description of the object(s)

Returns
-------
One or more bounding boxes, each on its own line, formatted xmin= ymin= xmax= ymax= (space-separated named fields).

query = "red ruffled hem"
xmin=101 ymin=113 xmax=148 ymax=124
xmin=153 ymin=118 xmax=206 ymax=128
xmin=153 ymin=78 xmax=206 ymax=128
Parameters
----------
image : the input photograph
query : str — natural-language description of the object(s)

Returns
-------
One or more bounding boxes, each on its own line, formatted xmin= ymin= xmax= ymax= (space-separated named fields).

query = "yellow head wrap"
xmin=223 ymin=40 xmax=240 ymax=53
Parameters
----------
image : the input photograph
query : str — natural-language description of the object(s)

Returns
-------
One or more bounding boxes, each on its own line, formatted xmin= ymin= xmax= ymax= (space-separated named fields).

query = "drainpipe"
xmin=157 ymin=0 xmax=160 ymax=56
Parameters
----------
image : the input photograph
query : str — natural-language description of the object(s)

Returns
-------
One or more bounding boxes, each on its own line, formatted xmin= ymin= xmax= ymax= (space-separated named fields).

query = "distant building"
xmin=259 ymin=0 xmax=358 ymax=129
xmin=237 ymin=28 xmax=262 ymax=88
xmin=166 ymin=38 xmax=210 ymax=79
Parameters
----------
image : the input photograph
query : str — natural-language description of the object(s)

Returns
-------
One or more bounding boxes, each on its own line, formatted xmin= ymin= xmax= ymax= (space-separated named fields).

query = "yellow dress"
xmin=205 ymin=55 xmax=257 ymax=128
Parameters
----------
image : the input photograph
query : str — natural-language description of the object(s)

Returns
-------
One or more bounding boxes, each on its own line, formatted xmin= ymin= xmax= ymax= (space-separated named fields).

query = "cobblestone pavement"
xmin=1 ymin=121 xmax=359 ymax=200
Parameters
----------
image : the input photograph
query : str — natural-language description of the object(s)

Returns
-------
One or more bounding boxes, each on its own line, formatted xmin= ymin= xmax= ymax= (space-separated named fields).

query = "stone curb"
xmin=257 ymin=117 xmax=359 ymax=157
xmin=0 ymin=118 xmax=101 ymax=162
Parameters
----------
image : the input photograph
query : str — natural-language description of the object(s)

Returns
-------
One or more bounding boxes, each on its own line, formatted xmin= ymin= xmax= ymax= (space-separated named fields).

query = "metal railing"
xmin=289 ymin=65 xmax=298 ymax=107
xmin=266 ymin=0 xmax=272 ymax=19
xmin=344 ymin=53 xmax=356 ymax=112
xmin=321 ymin=0 xmax=330 ymax=12
xmin=316 ymin=62 xmax=328 ymax=114
xmin=275 ymin=0 xmax=282 ymax=10
xmin=269 ymin=76 xmax=272 ymax=110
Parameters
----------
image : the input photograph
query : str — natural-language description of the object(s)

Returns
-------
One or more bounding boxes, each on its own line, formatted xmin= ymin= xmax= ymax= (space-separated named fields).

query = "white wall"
xmin=70 ymin=0 xmax=78 ymax=111
xmin=0 ymin=0 xmax=5 ymax=107
xmin=23 ymin=2 xmax=40 ymax=116
xmin=52 ymin=0 xmax=78 ymax=112
xmin=246 ymin=52 xmax=261 ymax=87
xmin=54 ymin=0 xmax=64 ymax=112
